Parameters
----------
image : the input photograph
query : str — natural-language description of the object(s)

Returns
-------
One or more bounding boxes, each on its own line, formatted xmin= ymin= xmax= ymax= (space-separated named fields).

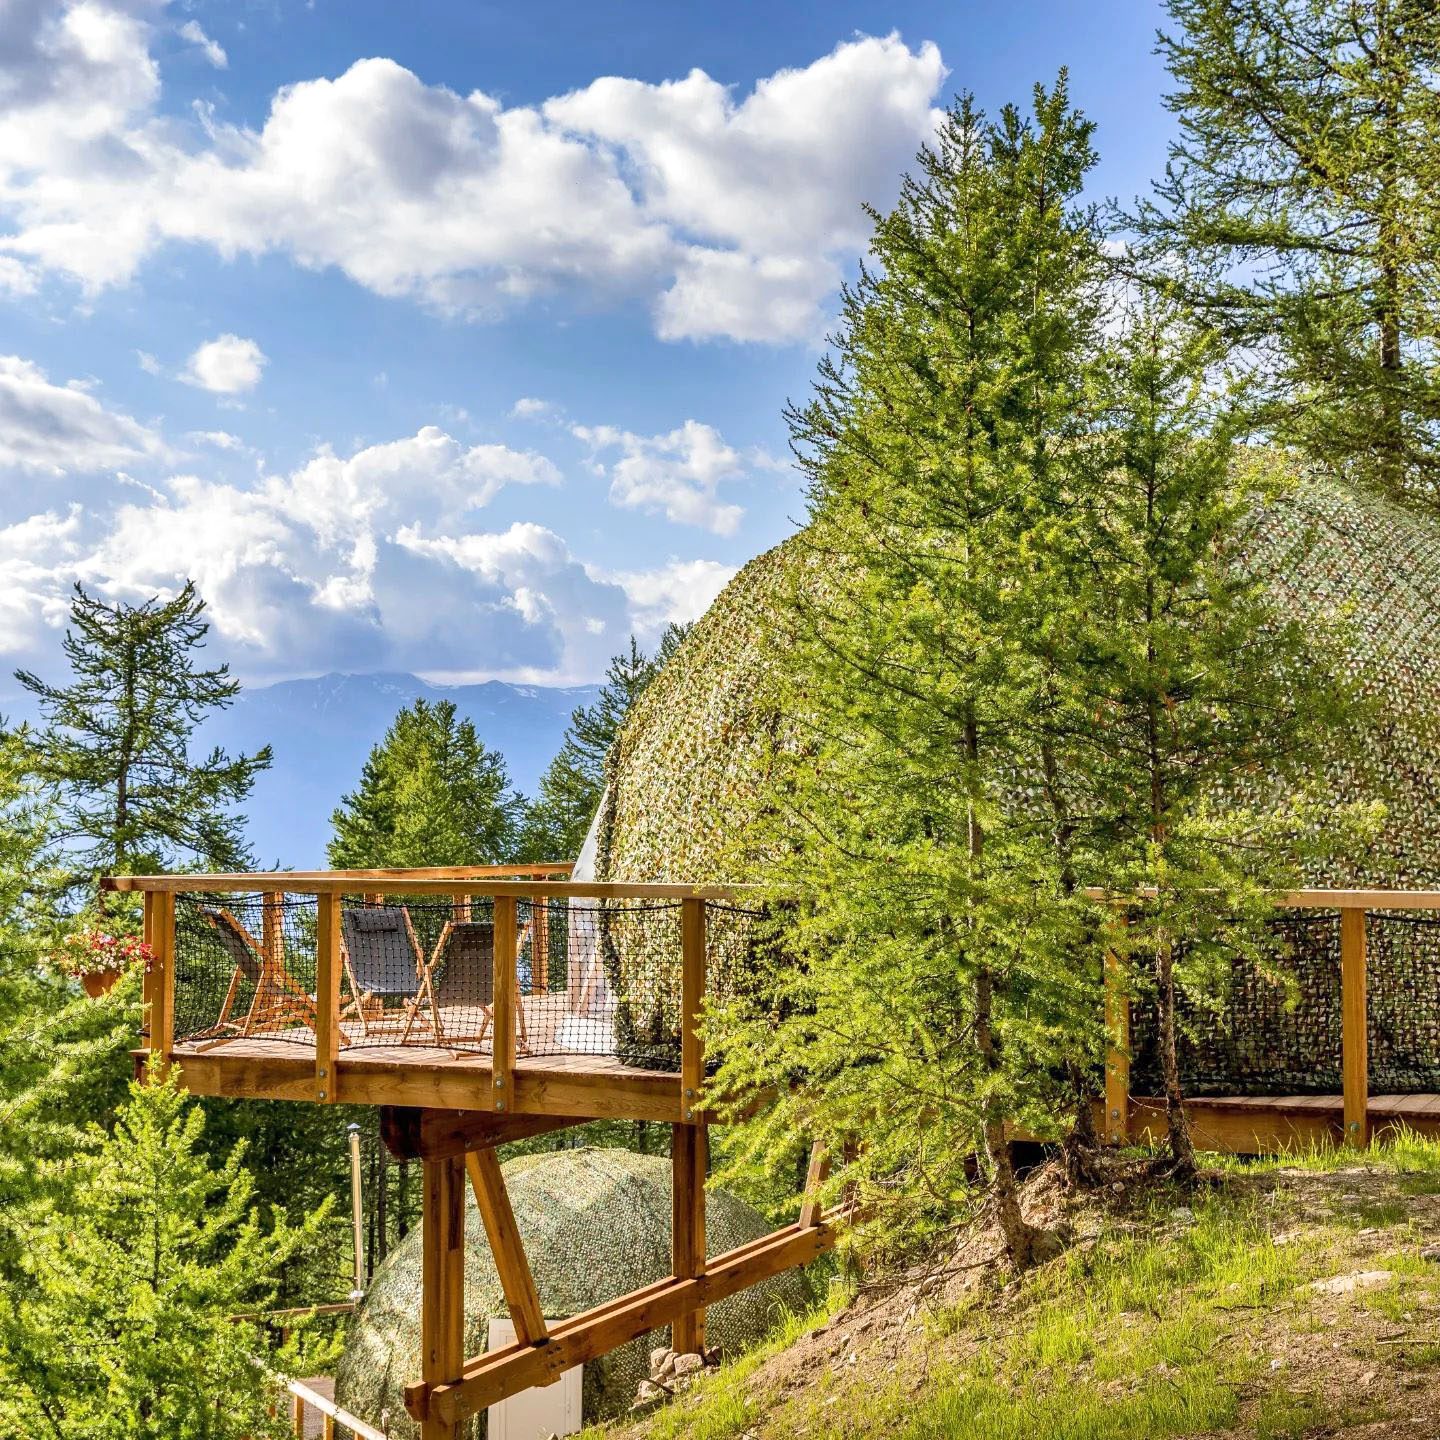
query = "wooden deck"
xmin=1127 ymin=1093 xmax=1440 ymax=1154
xmin=154 ymin=1032 xmax=688 ymax=1122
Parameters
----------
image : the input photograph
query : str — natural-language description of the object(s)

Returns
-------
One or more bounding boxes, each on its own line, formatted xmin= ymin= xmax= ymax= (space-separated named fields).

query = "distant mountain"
xmin=199 ymin=672 xmax=598 ymax=868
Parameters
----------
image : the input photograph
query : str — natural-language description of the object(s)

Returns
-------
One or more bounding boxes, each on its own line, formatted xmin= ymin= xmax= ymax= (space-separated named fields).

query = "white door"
xmin=486 ymin=1319 xmax=582 ymax=1440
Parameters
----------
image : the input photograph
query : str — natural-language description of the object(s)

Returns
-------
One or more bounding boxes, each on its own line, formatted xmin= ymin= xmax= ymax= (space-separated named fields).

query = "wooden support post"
xmin=144 ymin=891 xmax=176 ymax=1068
xmin=1103 ymin=943 xmax=1131 ymax=1145
xmin=680 ymin=898 xmax=706 ymax=1122
xmin=798 ymin=1140 xmax=830 ymax=1229
xmin=465 ymin=1150 xmax=549 ymax=1347
xmin=532 ymin=893 xmax=550 ymax=994
xmin=315 ymin=893 xmax=342 ymax=1103
xmin=141 ymin=890 xmax=158 ymax=1051
xmin=1341 ymin=907 xmax=1369 ymax=1149
xmin=671 ymin=1122 xmax=707 ymax=1355
xmin=262 ymin=892 xmax=284 ymax=968
xmin=451 ymin=891 xmax=470 ymax=923
xmin=492 ymin=896 xmax=517 ymax=1112
xmin=421 ymin=1155 xmax=466 ymax=1440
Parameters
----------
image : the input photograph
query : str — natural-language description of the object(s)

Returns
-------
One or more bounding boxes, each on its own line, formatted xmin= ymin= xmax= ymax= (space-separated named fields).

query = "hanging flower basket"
xmin=56 ymin=931 xmax=153 ymax=997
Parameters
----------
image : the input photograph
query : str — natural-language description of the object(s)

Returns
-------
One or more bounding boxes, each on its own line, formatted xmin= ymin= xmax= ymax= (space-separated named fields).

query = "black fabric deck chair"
xmin=195 ymin=907 xmax=316 ymax=1042
xmin=340 ymin=905 xmax=426 ymax=1037
xmin=402 ymin=919 xmax=529 ymax=1052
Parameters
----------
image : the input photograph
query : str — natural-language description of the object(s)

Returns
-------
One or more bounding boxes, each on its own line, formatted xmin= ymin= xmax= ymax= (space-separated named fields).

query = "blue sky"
xmin=0 ymin=0 xmax=1171 ymax=690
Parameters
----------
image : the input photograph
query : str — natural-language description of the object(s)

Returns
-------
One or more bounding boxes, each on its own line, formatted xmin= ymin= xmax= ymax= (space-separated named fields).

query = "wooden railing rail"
xmin=103 ymin=875 xmax=749 ymax=899
xmin=1098 ymin=889 xmax=1384 ymax=1150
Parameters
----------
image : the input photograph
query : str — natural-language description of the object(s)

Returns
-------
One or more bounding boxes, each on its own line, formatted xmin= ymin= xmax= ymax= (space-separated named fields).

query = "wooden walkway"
xmin=1127 ymin=1093 xmax=1440 ymax=1154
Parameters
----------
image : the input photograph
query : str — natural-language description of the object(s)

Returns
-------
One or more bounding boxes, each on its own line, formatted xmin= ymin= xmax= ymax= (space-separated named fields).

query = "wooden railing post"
xmin=315 ymin=893 xmax=341 ymax=1103
xmin=144 ymin=891 xmax=176 ymax=1068
xmin=141 ymin=890 xmax=157 ymax=1051
xmin=680 ymin=898 xmax=706 ymax=1123
xmin=421 ymin=1154 xmax=465 ymax=1440
xmin=532 ymin=890 xmax=550 ymax=994
xmin=1103 ymin=938 xmax=1131 ymax=1145
xmin=798 ymin=1139 xmax=830 ymax=1229
xmin=492 ymin=896 xmax=517 ymax=1112
xmin=1341 ymin=907 xmax=1369 ymax=1149
xmin=671 ymin=1121 xmax=707 ymax=1355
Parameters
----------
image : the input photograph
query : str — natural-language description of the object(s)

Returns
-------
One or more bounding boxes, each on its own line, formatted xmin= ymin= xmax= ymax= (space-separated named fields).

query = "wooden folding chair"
xmin=194 ymin=907 xmax=316 ymax=1042
xmin=402 ymin=918 xmax=530 ymax=1053
xmin=339 ymin=905 xmax=428 ymax=1038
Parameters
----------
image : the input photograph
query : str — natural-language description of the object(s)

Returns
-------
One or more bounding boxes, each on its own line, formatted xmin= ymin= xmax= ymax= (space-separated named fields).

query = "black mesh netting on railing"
xmin=171 ymin=893 xmax=769 ymax=1072
xmin=1129 ymin=911 xmax=1440 ymax=1097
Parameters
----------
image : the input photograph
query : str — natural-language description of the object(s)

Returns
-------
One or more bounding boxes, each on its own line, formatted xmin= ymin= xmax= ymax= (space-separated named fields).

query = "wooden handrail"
xmin=102 ymin=874 xmax=751 ymax=899
xmin=1082 ymin=886 xmax=1440 ymax=911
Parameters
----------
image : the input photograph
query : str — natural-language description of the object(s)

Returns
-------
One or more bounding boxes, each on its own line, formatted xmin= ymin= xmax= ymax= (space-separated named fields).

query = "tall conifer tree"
xmin=328 ymin=698 xmax=521 ymax=867
xmin=714 ymin=80 xmax=1107 ymax=1267
xmin=12 ymin=582 xmax=269 ymax=889
xmin=1135 ymin=0 xmax=1440 ymax=505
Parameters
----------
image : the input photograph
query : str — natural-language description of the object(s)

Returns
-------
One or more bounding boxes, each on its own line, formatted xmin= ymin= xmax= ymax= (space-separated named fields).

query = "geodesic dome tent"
xmin=597 ymin=474 xmax=1440 ymax=889
xmin=333 ymin=1147 xmax=815 ymax=1437
xmin=593 ymin=472 xmax=1440 ymax=1096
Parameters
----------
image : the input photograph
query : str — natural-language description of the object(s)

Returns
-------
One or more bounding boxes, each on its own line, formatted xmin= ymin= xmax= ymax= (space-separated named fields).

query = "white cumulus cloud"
xmin=574 ymin=418 xmax=749 ymax=535
xmin=0 ymin=353 xmax=166 ymax=474
xmin=0 ymin=6 xmax=946 ymax=342
xmin=183 ymin=333 xmax=267 ymax=394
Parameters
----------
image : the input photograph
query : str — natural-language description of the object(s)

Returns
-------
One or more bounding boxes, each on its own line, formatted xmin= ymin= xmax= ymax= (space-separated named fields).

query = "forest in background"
xmin=5 ymin=0 xmax=1440 ymax=1434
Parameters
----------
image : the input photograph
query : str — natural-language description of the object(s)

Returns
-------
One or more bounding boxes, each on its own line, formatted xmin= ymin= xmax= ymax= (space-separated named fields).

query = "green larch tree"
xmin=1059 ymin=299 xmax=1368 ymax=1177
xmin=711 ymin=80 xmax=1107 ymax=1268
xmin=328 ymin=698 xmax=523 ymax=867
xmin=12 ymin=582 xmax=270 ymax=891
xmin=1134 ymin=0 xmax=1440 ymax=506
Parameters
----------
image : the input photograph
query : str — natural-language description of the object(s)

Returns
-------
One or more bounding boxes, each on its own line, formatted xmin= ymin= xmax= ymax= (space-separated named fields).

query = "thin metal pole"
xmin=348 ymin=1122 xmax=366 ymax=1299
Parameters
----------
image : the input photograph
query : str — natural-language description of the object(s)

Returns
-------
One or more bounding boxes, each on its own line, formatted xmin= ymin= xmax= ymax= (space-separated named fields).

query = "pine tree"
xmin=1134 ymin=0 xmax=1440 ymax=506
xmin=12 ymin=582 xmax=270 ymax=890
xmin=0 ymin=1074 xmax=332 ymax=1439
xmin=711 ymin=81 xmax=1107 ymax=1268
xmin=519 ymin=626 xmax=689 ymax=861
xmin=1058 ymin=299 xmax=1367 ymax=1176
xmin=328 ymin=698 xmax=522 ymax=867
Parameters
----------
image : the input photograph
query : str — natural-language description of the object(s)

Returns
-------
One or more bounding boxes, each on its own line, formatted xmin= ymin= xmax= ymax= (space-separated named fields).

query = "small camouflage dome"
xmin=598 ymin=474 xmax=1440 ymax=887
xmin=332 ymin=1147 xmax=815 ymax=1436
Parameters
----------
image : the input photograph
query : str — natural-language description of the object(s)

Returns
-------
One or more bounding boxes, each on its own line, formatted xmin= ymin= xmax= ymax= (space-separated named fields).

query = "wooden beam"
xmin=103 ymin=874 xmax=750 ymax=900
xmin=465 ymin=1150 xmax=548 ymax=1347
xmin=409 ymin=1218 xmax=835 ymax=1426
xmin=492 ymin=896 xmax=517 ymax=1112
xmin=798 ymin=1140 xmax=830 ymax=1229
xmin=147 ymin=891 xmax=176 ymax=1066
xmin=1341 ymin=907 xmax=1369 ymax=1148
xmin=671 ymin=1123 xmax=707 ymax=1355
xmin=379 ymin=1107 xmax=586 ymax=1162
xmin=282 ymin=1377 xmax=388 ymax=1440
xmin=421 ymin=1155 xmax=466 ymax=1440
xmin=680 ymin=897 xmax=706 ymax=1121
xmin=161 ymin=1047 xmax=688 ymax=1122
xmin=1103 ymin=941 xmax=1131 ymax=1145
xmin=314 ymin=893 xmax=342 ymax=1103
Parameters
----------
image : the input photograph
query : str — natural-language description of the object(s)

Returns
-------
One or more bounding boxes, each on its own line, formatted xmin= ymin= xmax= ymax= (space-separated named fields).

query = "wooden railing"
xmin=1098 ymin=888 xmax=1440 ymax=1150
xmin=102 ymin=867 xmax=750 ymax=1110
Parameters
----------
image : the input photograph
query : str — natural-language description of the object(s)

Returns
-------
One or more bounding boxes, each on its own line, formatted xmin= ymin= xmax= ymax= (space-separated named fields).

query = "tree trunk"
xmin=966 ymin=709 xmax=1046 ymax=1266
xmin=1155 ymin=929 xmax=1196 ymax=1181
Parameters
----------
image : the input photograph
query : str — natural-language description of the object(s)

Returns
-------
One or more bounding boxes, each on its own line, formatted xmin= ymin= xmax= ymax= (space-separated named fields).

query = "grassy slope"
xmin=591 ymin=1137 xmax=1440 ymax=1440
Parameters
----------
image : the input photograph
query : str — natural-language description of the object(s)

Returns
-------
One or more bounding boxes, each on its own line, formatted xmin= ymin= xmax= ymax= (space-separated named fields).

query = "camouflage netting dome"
xmin=598 ymin=475 xmax=1440 ymax=888
xmin=333 ymin=1147 xmax=814 ymax=1437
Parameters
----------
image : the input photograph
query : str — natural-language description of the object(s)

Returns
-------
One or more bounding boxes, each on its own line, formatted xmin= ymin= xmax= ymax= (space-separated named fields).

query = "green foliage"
xmin=328 ymin=697 xmax=523 ymax=867
xmin=0 ymin=1073 xmax=334 ymax=1440
xmin=1135 ymin=0 xmax=1440 ymax=507
xmin=708 ymin=80 xmax=1369 ymax=1246
xmin=12 ymin=582 xmax=270 ymax=892
xmin=521 ymin=628 xmax=689 ymax=862
xmin=709 ymin=80 xmax=1110 ymax=1261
